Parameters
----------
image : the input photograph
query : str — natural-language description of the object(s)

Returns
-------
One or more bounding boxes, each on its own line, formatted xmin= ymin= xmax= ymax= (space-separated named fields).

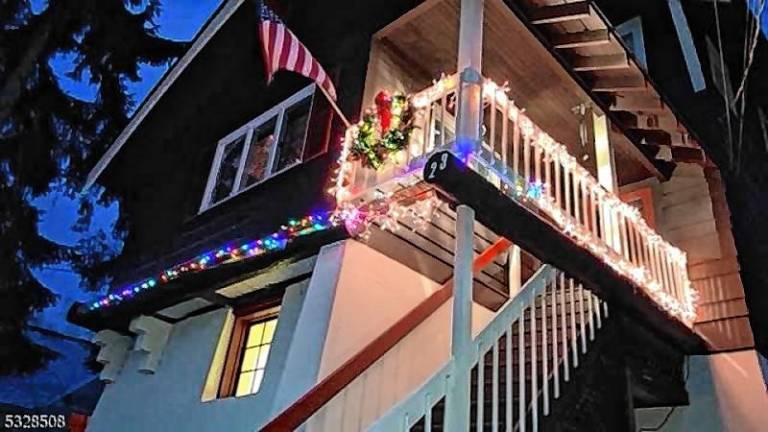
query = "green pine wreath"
xmin=350 ymin=92 xmax=416 ymax=170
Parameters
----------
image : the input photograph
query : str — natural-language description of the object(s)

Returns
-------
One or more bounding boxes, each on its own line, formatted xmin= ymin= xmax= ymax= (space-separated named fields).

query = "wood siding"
xmin=624 ymin=164 xmax=752 ymax=351
xmin=100 ymin=0 xmax=419 ymax=287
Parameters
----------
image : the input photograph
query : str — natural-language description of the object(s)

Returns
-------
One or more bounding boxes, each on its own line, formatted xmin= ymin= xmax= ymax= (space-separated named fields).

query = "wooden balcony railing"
xmin=335 ymin=75 xmax=697 ymax=326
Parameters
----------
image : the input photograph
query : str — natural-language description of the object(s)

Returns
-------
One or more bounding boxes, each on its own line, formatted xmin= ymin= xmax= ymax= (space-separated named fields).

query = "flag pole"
xmin=317 ymin=85 xmax=351 ymax=129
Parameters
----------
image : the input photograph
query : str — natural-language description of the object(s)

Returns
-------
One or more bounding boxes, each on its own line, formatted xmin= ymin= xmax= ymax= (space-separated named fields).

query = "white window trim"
xmin=616 ymin=16 xmax=648 ymax=71
xmin=199 ymin=84 xmax=316 ymax=213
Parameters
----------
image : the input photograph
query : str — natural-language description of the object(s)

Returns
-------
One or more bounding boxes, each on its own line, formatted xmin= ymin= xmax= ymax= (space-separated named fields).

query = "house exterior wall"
xmin=100 ymin=0 xmax=421 ymax=289
xmin=86 ymin=308 xmax=285 ymax=432
xmin=304 ymin=240 xmax=495 ymax=430
xmin=86 ymin=239 xmax=496 ymax=431
xmin=596 ymin=0 xmax=768 ymax=357
xmin=635 ymin=350 xmax=768 ymax=432
xmin=622 ymin=163 xmax=753 ymax=351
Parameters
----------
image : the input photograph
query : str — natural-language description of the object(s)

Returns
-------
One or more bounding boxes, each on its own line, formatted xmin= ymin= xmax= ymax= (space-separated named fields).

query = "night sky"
xmin=30 ymin=0 xmax=223 ymax=340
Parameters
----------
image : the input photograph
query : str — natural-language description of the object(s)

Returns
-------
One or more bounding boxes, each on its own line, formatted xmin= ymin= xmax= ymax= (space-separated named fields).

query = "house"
xmin=67 ymin=0 xmax=768 ymax=430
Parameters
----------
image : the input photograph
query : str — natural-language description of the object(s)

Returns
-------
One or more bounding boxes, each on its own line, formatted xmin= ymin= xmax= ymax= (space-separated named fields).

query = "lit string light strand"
xmin=87 ymin=212 xmax=342 ymax=311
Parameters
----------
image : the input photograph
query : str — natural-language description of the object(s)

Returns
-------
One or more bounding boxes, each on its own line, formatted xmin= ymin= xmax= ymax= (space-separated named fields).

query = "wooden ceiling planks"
xmin=520 ymin=0 xmax=705 ymax=167
xmin=376 ymin=0 xmax=695 ymax=183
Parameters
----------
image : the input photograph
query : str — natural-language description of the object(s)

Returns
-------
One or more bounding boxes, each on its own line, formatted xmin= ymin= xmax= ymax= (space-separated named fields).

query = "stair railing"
xmin=368 ymin=264 xmax=608 ymax=432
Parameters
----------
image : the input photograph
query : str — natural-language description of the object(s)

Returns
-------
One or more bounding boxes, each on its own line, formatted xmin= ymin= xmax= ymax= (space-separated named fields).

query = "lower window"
xmin=219 ymin=306 xmax=279 ymax=398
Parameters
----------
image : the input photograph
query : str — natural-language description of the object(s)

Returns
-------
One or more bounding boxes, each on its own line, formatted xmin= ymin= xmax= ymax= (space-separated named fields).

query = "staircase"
xmin=369 ymin=266 xmax=609 ymax=431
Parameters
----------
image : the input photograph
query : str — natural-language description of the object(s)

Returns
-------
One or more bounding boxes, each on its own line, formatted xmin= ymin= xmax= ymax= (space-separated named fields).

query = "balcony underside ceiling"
xmin=375 ymin=0 xmax=707 ymax=185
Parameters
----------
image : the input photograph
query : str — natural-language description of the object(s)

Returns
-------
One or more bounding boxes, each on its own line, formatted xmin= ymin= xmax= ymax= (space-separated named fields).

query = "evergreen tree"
xmin=0 ymin=0 xmax=187 ymax=375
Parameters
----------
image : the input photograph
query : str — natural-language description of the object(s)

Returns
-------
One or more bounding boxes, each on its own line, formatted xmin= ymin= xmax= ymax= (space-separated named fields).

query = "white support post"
xmin=593 ymin=110 xmax=617 ymax=193
xmin=446 ymin=204 xmax=475 ymax=431
xmin=446 ymin=2 xmax=484 ymax=429
xmin=508 ymin=245 xmax=521 ymax=297
xmin=455 ymin=0 xmax=484 ymax=158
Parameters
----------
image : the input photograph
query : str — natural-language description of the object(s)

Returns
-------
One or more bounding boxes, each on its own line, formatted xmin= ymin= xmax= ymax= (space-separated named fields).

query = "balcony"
xmin=332 ymin=71 xmax=696 ymax=328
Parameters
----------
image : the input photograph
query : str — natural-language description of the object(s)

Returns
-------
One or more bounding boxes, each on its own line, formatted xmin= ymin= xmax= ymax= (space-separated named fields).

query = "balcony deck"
xmin=332 ymin=74 xmax=700 ymax=343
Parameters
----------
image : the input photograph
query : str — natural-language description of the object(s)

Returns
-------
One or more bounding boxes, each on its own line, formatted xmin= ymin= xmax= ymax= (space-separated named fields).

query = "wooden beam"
xmin=671 ymin=146 xmax=708 ymax=165
xmin=530 ymin=2 xmax=592 ymax=25
xmin=552 ymin=30 xmax=611 ymax=49
xmin=640 ymin=144 xmax=710 ymax=166
xmin=627 ymin=128 xmax=673 ymax=146
xmin=610 ymin=94 xmax=665 ymax=113
xmin=591 ymin=76 xmax=647 ymax=92
xmin=572 ymin=54 xmax=628 ymax=71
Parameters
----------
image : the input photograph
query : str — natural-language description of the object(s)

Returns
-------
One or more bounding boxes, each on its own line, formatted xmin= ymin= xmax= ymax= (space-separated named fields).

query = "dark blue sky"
xmin=31 ymin=0 xmax=223 ymax=339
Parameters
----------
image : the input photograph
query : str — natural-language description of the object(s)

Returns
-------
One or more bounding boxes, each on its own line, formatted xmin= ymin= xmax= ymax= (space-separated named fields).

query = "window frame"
xmin=620 ymin=186 xmax=656 ymax=230
xmin=199 ymin=84 xmax=316 ymax=213
xmin=616 ymin=16 xmax=648 ymax=71
xmin=218 ymin=304 xmax=280 ymax=399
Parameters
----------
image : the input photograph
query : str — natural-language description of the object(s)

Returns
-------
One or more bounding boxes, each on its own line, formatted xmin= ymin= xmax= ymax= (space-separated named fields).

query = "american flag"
xmin=256 ymin=0 xmax=337 ymax=101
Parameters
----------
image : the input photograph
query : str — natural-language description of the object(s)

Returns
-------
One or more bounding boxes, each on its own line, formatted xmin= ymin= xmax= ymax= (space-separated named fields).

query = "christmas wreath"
xmin=350 ymin=90 xmax=417 ymax=170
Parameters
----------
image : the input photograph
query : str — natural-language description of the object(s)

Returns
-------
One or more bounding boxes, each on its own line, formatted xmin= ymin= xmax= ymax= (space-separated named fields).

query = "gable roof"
xmin=84 ymin=0 xmax=244 ymax=189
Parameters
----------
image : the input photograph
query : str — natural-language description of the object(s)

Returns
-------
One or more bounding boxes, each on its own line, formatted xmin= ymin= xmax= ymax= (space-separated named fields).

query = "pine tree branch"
xmin=0 ymin=11 xmax=54 ymax=126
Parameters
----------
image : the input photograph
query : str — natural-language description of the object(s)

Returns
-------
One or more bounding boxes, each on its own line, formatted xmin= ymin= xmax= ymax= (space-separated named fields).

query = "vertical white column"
xmin=508 ymin=245 xmax=521 ymax=297
xmin=446 ymin=2 xmax=484 ymax=429
xmin=446 ymin=204 xmax=475 ymax=431
xmin=455 ymin=0 xmax=484 ymax=157
xmin=593 ymin=111 xmax=616 ymax=193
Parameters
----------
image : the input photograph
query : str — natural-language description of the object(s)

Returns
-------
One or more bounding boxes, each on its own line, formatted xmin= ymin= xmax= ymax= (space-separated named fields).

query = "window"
xmin=620 ymin=187 xmax=655 ymax=229
xmin=616 ymin=17 xmax=647 ymax=70
xmin=218 ymin=306 xmax=280 ymax=398
xmin=200 ymin=85 xmax=315 ymax=211
xmin=234 ymin=317 xmax=277 ymax=396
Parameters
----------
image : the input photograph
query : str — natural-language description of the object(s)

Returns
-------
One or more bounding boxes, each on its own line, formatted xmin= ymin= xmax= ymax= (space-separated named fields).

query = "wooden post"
xmin=593 ymin=110 xmax=616 ymax=192
xmin=508 ymin=245 xmax=521 ymax=296
xmin=455 ymin=0 xmax=484 ymax=158
xmin=446 ymin=204 xmax=475 ymax=431
xmin=447 ymin=1 xmax=484 ymax=429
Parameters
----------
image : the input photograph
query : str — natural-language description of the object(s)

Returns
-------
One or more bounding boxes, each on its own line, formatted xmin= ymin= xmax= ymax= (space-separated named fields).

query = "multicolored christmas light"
xmin=87 ymin=212 xmax=342 ymax=311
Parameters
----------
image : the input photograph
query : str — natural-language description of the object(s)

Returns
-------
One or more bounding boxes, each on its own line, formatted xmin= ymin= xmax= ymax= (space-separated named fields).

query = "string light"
xmin=87 ymin=211 xmax=343 ymax=311
xmin=330 ymin=74 xmax=698 ymax=325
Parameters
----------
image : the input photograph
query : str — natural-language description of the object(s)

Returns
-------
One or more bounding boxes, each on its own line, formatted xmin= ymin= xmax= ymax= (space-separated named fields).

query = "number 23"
xmin=427 ymin=152 xmax=449 ymax=179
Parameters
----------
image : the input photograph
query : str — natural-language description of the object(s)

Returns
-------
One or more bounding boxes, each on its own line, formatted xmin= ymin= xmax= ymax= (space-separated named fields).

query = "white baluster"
xmin=425 ymin=392 xmax=433 ymax=432
xmin=594 ymin=293 xmax=602 ymax=329
xmin=531 ymin=298 xmax=538 ymax=432
xmin=512 ymin=118 xmax=520 ymax=176
xmin=554 ymin=152 xmax=562 ymax=210
xmin=560 ymin=273 xmax=570 ymax=382
xmin=569 ymin=278 xmax=578 ymax=368
xmin=551 ymin=276 xmax=559 ymax=399
xmin=524 ymin=134 xmax=531 ymax=182
xmin=505 ymin=328 xmax=512 ymax=432
xmin=477 ymin=347 xmax=484 ymax=432
xmin=587 ymin=289 xmax=595 ymax=341
xmin=518 ymin=316 xmax=525 ymax=431
xmin=502 ymin=100 xmax=509 ymax=175
xmin=579 ymin=284 xmax=587 ymax=354
xmin=492 ymin=341 xmax=499 ymax=432
xmin=542 ymin=285 xmax=549 ymax=416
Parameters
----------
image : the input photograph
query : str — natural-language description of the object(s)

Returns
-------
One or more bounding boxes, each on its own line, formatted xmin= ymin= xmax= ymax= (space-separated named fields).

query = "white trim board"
xmin=83 ymin=0 xmax=245 ymax=189
xmin=668 ymin=0 xmax=707 ymax=92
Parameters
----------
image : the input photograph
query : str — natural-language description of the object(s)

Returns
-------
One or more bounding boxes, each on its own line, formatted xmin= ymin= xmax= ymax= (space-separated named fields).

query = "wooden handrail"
xmin=260 ymin=238 xmax=512 ymax=431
